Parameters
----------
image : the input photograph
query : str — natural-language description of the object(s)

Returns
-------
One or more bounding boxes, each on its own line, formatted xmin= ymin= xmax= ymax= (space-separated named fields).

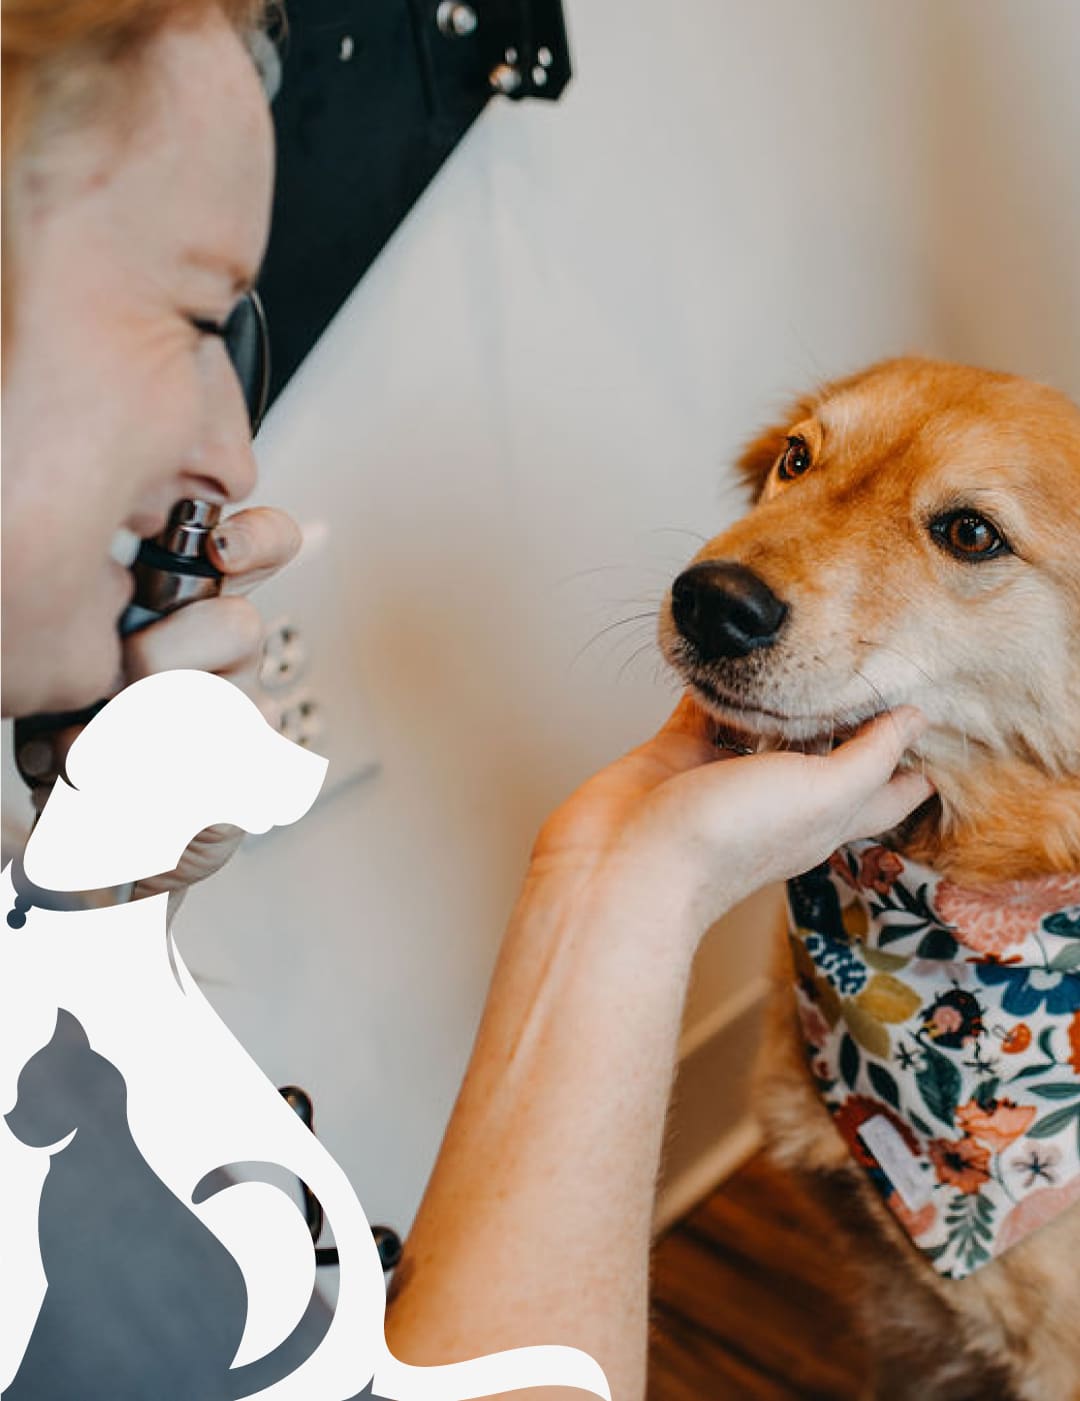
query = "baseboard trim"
xmin=678 ymin=973 xmax=770 ymax=1062
xmin=654 ymin=1115 xmax=762 ymax=1234
xmin=654 ymin=978 xmax=770 ymax=1232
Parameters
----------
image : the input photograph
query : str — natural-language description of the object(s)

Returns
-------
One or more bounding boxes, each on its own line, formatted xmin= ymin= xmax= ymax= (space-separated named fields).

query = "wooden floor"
xmin=648 ymin=1151 xmax=869 ymax=1400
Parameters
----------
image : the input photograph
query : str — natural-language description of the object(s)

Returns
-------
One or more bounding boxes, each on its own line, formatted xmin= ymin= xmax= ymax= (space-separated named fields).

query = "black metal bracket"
xmin=408 ymin=0 xmax=571 ymax=122
xmin=258 ymin=0 xmax=572 ymax=404
xmin=279 ymin=1085 xmax=403 ymax=1272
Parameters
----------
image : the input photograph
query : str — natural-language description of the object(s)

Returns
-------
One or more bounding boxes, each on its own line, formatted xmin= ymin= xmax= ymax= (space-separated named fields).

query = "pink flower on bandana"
xmin=934 ymin=874 xmax=1080 ymax=955
xmin=955 ymin=1098 xmax=1036 ymax=1152
xmin=828 ymin=849 xmax=859 ymax=891
xmin=858 ymin=845 xmax=905 ymax=896
xmin=997 ymin=1177 xmax=1080 ymax=1253
xmin=928 ymin=1003 xmax=963 ymax=1038
xmin=796 ymin=1001 xmax=831 ymax=1051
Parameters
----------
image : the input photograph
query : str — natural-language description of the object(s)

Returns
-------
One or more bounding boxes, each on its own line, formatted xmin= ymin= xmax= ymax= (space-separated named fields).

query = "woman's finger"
xmin=658 ymin=693 xmax=716 ymax=741
xmin=206 ymin=506 xmax=303 ymax=595
xmin=826 ymin=706 xmax=929 ymax=786
xmin=841 ymin=768 xmax=936 ymax=845
xmin=823 ymin=706 xmax=935 ymax=841
xmin=123 ymin=595 xmax=263 ymax=680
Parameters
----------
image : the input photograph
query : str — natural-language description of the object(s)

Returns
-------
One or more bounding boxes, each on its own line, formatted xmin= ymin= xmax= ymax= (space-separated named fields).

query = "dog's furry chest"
xmin=785 ymin=842 xmax=1080 ymax=1280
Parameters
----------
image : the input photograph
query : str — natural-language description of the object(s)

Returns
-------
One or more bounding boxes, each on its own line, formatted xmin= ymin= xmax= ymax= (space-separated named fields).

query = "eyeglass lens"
xmin=222 ymin=290 xmax=271 ymax=436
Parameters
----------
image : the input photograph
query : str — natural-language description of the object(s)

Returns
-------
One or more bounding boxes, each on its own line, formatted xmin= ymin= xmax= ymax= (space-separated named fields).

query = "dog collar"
xmin=4 ymin=856 xmax=136 ymax=928
xmin=787 ymin=841 xmax=1080 ymax=1279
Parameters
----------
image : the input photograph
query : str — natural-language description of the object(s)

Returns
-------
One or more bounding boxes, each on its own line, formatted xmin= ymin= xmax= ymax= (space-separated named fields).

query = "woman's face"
xmin=1 ymin=10 xmax=274 ymax=717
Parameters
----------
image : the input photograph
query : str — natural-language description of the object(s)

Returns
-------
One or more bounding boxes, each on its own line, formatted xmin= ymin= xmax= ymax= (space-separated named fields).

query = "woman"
xmin=0 ymin=2 xmax=933 ymax=1395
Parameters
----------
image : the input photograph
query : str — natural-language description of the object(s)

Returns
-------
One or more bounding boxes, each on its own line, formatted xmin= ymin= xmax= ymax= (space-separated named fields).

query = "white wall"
xmin=5 ymin=0 xmax=1077 ymax=1253
xmin=921 ymin=1 xmax=1080 ymax=387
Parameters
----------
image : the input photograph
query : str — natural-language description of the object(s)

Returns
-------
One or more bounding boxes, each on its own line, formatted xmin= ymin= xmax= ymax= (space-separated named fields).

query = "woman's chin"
xmin=39 ymin=627 xmax=124 ymax=717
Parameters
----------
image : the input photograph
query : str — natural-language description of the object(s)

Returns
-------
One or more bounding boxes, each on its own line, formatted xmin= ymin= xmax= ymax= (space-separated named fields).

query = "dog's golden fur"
xmin=659 ymin=358 xmax=1080 ymax=1399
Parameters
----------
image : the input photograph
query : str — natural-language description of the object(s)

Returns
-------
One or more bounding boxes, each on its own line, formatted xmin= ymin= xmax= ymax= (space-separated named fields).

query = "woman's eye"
xmin=777 ymin=435 xmax=812 ymax=481
xmin=189 ymin=315 xmax=228 ymax=340
xmin=931 ymin=510 xmax=1010 ymax=561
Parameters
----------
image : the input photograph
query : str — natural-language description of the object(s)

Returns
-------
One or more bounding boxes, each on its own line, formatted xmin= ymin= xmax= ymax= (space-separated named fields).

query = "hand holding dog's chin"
xmin=523 ymin=697 xmax=934 ymax=950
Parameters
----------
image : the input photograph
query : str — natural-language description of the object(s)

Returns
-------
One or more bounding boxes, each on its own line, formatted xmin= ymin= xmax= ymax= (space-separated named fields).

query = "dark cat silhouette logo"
xmin=4 ymin=1009 xmax=334 ymax=1400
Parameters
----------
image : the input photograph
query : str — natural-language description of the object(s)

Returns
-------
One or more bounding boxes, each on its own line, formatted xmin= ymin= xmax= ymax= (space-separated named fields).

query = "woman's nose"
xmin=187 ymin=345 xmax=259 ymax=503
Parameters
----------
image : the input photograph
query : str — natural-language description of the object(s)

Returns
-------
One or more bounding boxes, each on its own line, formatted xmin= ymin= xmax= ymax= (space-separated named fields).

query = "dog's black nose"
xmin=671 ymin=561 xmax=788 ymax=659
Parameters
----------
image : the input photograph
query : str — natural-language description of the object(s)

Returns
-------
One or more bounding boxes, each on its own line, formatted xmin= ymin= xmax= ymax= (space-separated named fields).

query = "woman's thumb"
xmin=658 ymin=693 xmax=716 ymax=743
xmin=832 ymin=707 xmax=928 ymax=779
xmin=829 ymin=707 xmax=935 ymax=837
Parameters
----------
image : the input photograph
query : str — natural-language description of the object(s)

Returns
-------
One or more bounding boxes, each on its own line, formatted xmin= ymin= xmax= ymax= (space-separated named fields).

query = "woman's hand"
xmin=386 ymin=695 xmax=933 ymax=1389
xmin=528 ymin=694 xmax=933 ymax=939
xmin=37 ymin=506 xmax=301 ymax=918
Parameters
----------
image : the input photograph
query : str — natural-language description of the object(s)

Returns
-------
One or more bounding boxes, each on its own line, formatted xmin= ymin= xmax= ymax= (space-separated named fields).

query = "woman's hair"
xmin=2 ymin=0 xmax=267 ymax=165
xmin=1 ymin=0 xmax=270 ymax=346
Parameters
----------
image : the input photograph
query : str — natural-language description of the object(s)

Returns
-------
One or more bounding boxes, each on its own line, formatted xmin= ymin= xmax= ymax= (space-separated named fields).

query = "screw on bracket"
xmin=436 ymin=2 xmax=478 ymax=37
xmin=489 ymin=61 xmax=523 ymax=95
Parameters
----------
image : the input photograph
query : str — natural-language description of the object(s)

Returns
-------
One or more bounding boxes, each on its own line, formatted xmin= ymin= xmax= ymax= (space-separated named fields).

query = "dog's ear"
xmin=735 ymin=394 xmax=817 ymax=500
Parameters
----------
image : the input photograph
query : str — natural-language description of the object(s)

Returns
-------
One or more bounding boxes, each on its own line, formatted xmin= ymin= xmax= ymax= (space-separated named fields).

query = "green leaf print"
xmin=973 ymin=1076 xmax=1000 ymax=1109
xmin=944 ymin=1193 xmax=992 ymax=1272
xmin=1009 ymin=1061 xmax=1058 ymax=1083
xmin=1027 ymin=1104 xmax=1080 ymax=1139
xmin=909 ymin=1111 xmax=934 ymax=1138
xmin=1044 ymin=910 xmax=1080 ymax=938
xmin=839 ymin=1032 xmax=860 ymax=1091
xmin=916 ymin=1044 xmax=962 ymax=1126
xmin=868 ymin=1062 xmax=902 ymax=1110
xmin=915 ymin=926 xmax=959 ymax=960
xmin=1027 ymin=1083 xmax=1080 ymax=1100
xmin=1049 ymin=943 xmax=1080 ymax=973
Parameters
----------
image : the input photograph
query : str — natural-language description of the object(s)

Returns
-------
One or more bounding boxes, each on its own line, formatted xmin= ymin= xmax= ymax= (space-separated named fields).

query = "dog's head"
xmin=659 ymin=357 xmax=1080 ymax=872
xmin=22 ymin=670 xmax=329 ymax=891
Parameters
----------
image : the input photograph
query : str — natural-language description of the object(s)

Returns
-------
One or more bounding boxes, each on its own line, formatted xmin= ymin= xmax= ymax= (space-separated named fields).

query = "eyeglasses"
xmin=191 ymin=288 xmax=271 ymax=437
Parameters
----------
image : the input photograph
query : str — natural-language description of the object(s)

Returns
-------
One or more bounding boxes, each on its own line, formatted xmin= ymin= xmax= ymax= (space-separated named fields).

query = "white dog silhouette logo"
xmin=0 ymin=670 xmax=609 ymax=1400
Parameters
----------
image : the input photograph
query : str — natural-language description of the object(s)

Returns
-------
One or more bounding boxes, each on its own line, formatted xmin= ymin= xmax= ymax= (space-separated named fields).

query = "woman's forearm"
xmin=380 ymin=706 xmax=932 ymax=1396
xmin=382 ymin=857 xmax=704 ymax=1399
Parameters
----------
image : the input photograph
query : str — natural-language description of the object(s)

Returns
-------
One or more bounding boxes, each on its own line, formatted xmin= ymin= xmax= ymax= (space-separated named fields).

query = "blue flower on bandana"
xmin=974 ymin=959 xmax=1080 ymax=1017
xmin=804 ymin=930 xmax=869 ymax=995
xmin=788 ymin=863 xmax=847 ymax=940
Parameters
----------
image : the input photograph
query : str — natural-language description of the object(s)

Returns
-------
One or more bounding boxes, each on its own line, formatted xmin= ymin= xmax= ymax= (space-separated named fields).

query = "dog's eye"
xmin=777 ymin=436 xmax=812 ymax=481
xmin=931 ymin=510 xmax=1010 ymax=561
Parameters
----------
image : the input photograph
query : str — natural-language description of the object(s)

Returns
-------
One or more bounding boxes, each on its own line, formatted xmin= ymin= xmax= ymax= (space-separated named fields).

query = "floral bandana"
xmin=786 ymin=840 xmax=1080 ymax=1279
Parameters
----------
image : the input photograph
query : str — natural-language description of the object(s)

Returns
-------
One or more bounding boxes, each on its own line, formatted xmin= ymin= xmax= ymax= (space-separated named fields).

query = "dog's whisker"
xmin=785 ymin=321 xmax=826 ymax=386
xmin=639 ymin=526 xmax=708 ymax=545
xmin=855 ymin=637 xmax=939 ymax=689
xmin=587 ymin=593 xmax=666 ymax=613
xmin=855 ymin=640 xmax=976 ymax=760
xmin=570 ymin=612 xmax=659 ymax=669
xmin=615 ymin=639 xmax=660 ymax=684
xmin=555 ymin=563 xmax=680 ymax=589
xmin=854 ymin=667 xmax=896 ymax=729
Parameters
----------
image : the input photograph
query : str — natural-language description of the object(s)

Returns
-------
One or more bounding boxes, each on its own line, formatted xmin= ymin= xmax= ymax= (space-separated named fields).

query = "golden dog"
xmin=658 ymin=358 xmax=1080 ymax=1400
